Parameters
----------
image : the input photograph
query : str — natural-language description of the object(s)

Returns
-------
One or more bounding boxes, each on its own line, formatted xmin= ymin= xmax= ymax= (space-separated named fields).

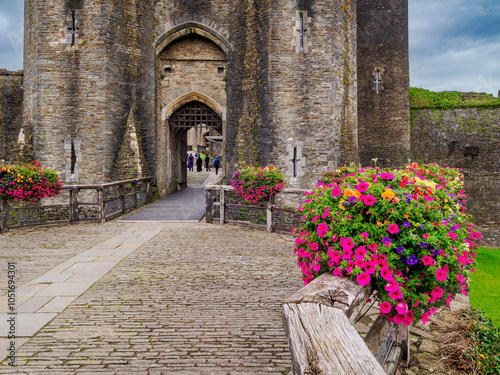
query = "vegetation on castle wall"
xmin=410 ymin=87 xmax=500 ymax=111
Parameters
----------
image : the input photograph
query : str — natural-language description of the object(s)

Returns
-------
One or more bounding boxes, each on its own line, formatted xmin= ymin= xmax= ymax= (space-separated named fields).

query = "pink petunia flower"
xmin=317 ymin=223 xmax=328 ymax=238
xmin=354 ymin=246 xmax=367 ymax=261
xmin=421 ymin=255 xmax=435 ymax=266
xmin=435 ymin=268 xmax=447 ymax=281
xmin=360 ymin=232 xmax=369 ymax=241
xmin=380 ymin=267 xmax=393 ymax=281
xmin=395 ymin=302 xmax=408 ymax=315
xmin=331 ymin=186 xmax=342 ymax=197
xmin=387 ymin=223 xmax=399 ymax=234
xmin=379 ymin=301 xmax=392 ymax=315
xmin=362 ymin=194 xmax=376 ymax=206
xmin=356 ymin=272 xmax=371 ymax=286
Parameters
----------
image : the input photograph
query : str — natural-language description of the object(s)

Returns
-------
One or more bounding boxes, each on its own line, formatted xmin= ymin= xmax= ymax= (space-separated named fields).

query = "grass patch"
xmin=469 ymin=247 xmax=500 ymax=326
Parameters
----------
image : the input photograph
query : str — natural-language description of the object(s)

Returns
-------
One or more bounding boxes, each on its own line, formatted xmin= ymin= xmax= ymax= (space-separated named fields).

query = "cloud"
xmin=0 ymin=1 xmax=24 ymax=71
xmin=409 ymin=0 xmax=500 ymax=95
xmin=0 ymin=1 xmax=498 ymax=95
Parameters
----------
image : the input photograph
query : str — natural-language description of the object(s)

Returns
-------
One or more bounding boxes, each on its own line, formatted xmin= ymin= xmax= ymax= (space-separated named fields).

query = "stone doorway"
xmin=169 ymin=101 xmax=222 ymax=189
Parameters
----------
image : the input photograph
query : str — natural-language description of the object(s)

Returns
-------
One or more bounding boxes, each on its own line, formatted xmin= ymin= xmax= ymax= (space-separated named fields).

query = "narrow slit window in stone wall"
xmin=292 ymin=10 xmax=311 ymax=53
xmin=372 ymin=67 xmax=385 ymax=94
xmin=70 ymin=140 xmax=76 ymax=174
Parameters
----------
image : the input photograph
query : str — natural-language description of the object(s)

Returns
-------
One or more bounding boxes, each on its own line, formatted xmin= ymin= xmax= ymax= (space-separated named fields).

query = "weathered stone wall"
xmin=24 ymin=0 xmax=155 ymax=184
xmin=0 ymin=70 xmax=24 ymax=164
xmin=411 ymin=108 xmax=500 ymax=246
xmin=357 ymin=0 xmax=411 ymax=168
xmin=226 ymin=0 xmax=358 ymax=189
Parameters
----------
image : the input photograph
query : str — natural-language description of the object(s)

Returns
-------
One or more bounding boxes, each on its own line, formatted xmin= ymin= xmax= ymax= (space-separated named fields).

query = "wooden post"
xmin=69 ymin=188 xmax=79 ymax=224
xmin=282 ymin=273 xmax=385 ymax=375
xmin=266 ymin=201 xmax=273 ymax=232
xmin=96 ymin=188 xmax=105 ymax=223
xmin=219 ymin=188 xmax=225 ymax=225
xmin=0 ymin=197 xmax=8 ymax=234
xmin=131 ymin=180 xmax=137 ymax=210
xmin=119 ymin=184 xmax=126 ymax=215
xmin=206 ymin=188 xmax=214 ymax=224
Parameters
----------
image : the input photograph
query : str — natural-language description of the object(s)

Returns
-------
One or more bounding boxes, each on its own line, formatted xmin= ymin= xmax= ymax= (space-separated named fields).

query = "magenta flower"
xmin=360 ymin=232 xmax=369 ymax=241
xmin=395 ymin=302 xmax=408 ymax=315
xmin=385 ymin=280 xmax=400 ymax=293
xmin=379 ymin=301 xmax=392 ymax=314
xmin=354 ymin=246 xmax=367 ymax=261
xmin=317 ymin=223 xmax=328 ymax=238
xmin=331 ymin=185 xmax=342 ymax=197
xmin=435 ymin=268 xmax=447 ymax=281
xmin=362 ymin=194 xmax=376 ymax=206
xmin=340 ymin=237 xmax=354 ymax=251
xmin=310 ymin=243 xmax=319 ymax=251
xmin=421 ymin=255 xmax=435 ymax=266
xmin=380 ymin=267 xmax=393 ymax=281
xmin=448 ymin=232 xmax=457 ymax=241
xmin=356 ymin=272 xmax=371 ymax=286
xmin=387 ymin=223 xmax=399 ymax=234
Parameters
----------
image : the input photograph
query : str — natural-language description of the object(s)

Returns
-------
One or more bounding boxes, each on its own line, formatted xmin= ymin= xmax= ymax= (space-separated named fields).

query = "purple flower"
xmin=406 ymin=255 xmax=418 ymax=265
xmin=450 ymin=225 xmax=458 ymax=231
xmin=348 ymin=196 xmax=357 ymax=203
xmin=382 ymin=237 xmax=392 ymax=243
xmin=419 ymin=242 xmax=427 ymax=248
xmin=396 ymin=246 xmax=405 ymax=254
xmin=403 ymin=221 xmax=411 ymax=228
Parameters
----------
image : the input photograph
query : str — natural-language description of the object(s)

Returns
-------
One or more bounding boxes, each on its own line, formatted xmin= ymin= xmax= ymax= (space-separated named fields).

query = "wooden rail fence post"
xmin=131 ymin=180 xmax=137 ymax=210
xmin=0 ymin=197 xmax=8 ymax=234
xmin=206 ymin=188 xmax=214 ymax=224
xmin=266 ymin=201 xmax=273 ymax=232
xmin=119 ymin=184 xmax=126 ymax=215
xmin=69 ymin=187 xmax=79 ymax=224
xmin=220 ymin=188 xmax=225 ymax=225
xmin=96 ymin=188 xmax=105 ymax=223
xmin=282 ymin=273 xmax=386 ymax=375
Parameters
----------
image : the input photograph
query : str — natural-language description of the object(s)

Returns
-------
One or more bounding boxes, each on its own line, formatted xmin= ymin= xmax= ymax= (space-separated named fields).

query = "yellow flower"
xmin=381 ymin=188 xmax=395 ymax=201
xmin=339 ymin=199 xmax=346 ymax=211
xmin=353 ymin=190 xmax=361 ymax=198
xmin=480 ymin=354 xmax=486 ymax=359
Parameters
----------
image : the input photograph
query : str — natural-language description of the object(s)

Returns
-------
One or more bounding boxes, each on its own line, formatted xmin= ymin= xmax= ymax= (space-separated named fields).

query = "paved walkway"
xmin=0 ymin=220 xmax=302 ymax=374
xmin=120 ymin=170 xmax=219 ymax=223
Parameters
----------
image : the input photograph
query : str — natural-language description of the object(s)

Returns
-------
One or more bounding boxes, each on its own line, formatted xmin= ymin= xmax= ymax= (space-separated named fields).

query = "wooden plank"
xmin=206 ymin=189 xmax=214 ymax=224
xmin=364 ymin=313 xmax=391 ymax=356
xmin=282 ymin=302 xmax=386 ymax=375
xmin=96 ymin=188 xmax=105 ymax=223
xmin=383 ymin=346 xmax=403 ymax=375
xmin=285 ymin=273 xmax=373 ymax=322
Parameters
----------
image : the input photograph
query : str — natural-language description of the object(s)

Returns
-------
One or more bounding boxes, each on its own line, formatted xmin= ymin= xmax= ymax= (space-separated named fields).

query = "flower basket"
xmin=293 ymin=163 xmax=479 ymax=325
xmin=230 ymin=165 xmax=285 ymax=205
xmin=0 ymin=161 xmax=63 ymax=204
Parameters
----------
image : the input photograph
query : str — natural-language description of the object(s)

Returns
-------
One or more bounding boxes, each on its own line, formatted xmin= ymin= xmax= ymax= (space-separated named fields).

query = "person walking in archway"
xmin=196 ymin=155 xmax=203 ymax=172
xmin=205 ymin=154 xmax=211 ymax=172
xmin=213 ymin=156 xmax=220 ymax=175
xmin=187 ymin=153 xmax=194 ymax=172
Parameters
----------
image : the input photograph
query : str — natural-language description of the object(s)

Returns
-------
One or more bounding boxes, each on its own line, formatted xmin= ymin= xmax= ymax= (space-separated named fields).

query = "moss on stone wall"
xmin=410 ymin=87 xmax=500 ymax=110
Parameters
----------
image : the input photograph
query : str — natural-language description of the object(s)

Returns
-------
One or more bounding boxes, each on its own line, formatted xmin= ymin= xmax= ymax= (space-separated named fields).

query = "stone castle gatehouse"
xmin=17 ymin=0 xmax=409 ymax=196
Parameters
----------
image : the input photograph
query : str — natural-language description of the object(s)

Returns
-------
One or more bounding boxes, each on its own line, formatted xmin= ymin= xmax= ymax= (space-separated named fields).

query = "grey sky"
xmin=0 ymin=0 xmax=498 ymax=96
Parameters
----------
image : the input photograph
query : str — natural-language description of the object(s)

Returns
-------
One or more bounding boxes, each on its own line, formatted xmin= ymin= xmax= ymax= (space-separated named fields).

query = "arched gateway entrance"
xmin=155 ymin=20 xmax=229 ymax=196
xmin=170 ymin=101 xmax=222 ymax=188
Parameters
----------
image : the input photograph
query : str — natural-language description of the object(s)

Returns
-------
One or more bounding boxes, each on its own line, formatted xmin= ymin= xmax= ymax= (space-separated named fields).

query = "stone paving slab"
xmin=0 ymin=222 xmax=303 ymax=373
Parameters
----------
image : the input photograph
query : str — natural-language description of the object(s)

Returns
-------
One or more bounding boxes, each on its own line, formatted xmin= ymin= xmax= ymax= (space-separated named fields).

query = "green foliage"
xmin=470 ymin=247 xmax=500 ymax=326
xmin=464 ymin=308 xmax=499 ymax=374
xmin=410 ymin=87 xmax=500 ymax=110
xmin=230 ymin=165 xmax=285 ymax=204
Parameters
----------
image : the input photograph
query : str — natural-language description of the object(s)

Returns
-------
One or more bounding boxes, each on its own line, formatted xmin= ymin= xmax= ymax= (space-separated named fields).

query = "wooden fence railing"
xmin=282 ymin=273 xmax=409 ymax=375
xmin=0 ymin=177 xmax=153 ymax=233
xmin=205 ymin=185 xmax=303 ymax=233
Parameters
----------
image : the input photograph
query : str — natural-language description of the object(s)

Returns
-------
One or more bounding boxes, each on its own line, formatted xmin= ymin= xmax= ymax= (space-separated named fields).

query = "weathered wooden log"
xmin=96 ymin=188 xmax=105 ymax=223
xmin=282 ymin=273 xmax=386 ymax=375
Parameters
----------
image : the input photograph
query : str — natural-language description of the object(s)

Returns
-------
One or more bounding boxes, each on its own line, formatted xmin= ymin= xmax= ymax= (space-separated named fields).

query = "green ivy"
xmin=410 ymin=87 xmax=500 ymax=111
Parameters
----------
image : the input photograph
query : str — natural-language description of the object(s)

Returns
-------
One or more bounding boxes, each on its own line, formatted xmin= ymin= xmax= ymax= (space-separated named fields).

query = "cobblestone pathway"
xmin=0 ymin=222 xmax=302 ymax=374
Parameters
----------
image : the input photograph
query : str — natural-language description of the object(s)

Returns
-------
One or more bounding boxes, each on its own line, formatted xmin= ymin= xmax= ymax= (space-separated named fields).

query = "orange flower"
xmin=353 ymin=190 xmax=362 ymax=198
xmin=381 ymin=188 xmax=396 ymax=201
xmin=404 ymin=213 xmax=409 ymax=219
xmin=343 ymin=189 xmax=355 ymax=198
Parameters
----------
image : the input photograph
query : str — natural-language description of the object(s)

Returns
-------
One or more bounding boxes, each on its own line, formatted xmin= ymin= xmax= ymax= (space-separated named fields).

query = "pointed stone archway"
xmin=169 ymin=101 xmax=223 ymax=190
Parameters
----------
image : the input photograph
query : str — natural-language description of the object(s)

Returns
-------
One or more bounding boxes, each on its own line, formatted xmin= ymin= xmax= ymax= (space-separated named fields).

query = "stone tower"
xmin=23 ymin=0 xmax=155 ymax=184
xmin=22 ymin=0 xmax=410 ymax=194
xmin=357 ymin=0 xmax=411 ymax=168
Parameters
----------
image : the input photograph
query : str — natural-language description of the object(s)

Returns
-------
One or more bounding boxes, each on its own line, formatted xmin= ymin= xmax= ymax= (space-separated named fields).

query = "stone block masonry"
xmin=357 ymin=0 xmax=411 ymax=168
xmin=23 ymin=0 xmax=155 ymax=184
xmin=411 ymin=107 xmax=500 ymax=246
xmin=0 ymin=70 xmax=25 ymax=164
